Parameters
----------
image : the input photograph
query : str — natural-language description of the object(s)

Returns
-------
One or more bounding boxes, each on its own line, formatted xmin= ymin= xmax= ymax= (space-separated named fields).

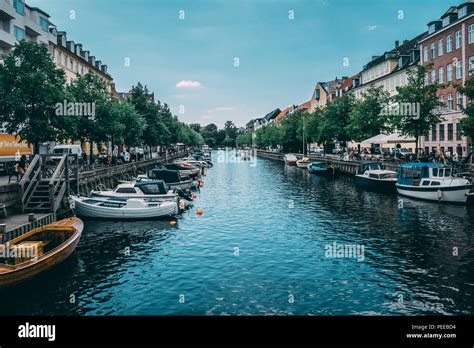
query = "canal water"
xmin=1 ymin=151 xmax=474 ymax=315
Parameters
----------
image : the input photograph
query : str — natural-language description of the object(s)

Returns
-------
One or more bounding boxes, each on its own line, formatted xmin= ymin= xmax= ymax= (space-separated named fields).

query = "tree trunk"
xmin=89 ymin=140 xmax=94 ymax=164
xmin=415 ymin=133 xmax=419 ymax=159
xmin=34 ymin=141 xmax=39 ymax=155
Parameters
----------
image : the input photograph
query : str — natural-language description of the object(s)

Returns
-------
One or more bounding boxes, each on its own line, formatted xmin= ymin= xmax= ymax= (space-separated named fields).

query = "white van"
xmin=51 ymin=145 xmax=83 ymax=161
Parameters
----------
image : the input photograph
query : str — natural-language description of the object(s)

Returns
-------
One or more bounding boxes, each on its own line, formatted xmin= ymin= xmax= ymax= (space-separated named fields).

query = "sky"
xmin=29 ymin=0 xmax=458 ymax=128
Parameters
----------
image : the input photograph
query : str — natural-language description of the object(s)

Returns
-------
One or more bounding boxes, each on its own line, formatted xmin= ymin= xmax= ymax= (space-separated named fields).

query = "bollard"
xmin=28 ymin=213 xmax=35 ymax=223
xmin=0 ymin=223 xmax=6 ymax=244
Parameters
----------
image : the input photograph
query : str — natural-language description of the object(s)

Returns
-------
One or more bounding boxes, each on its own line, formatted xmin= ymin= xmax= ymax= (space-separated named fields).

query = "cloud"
xmin=176 ymin=80 xmax=202 ymax=89
xmin=367 ymin=25 xmax=377 ymax=32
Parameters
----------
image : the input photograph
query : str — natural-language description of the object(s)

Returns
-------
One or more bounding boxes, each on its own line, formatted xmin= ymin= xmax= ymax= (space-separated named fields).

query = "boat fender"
xmin=437 ymin=189 xmax=443 ymax=201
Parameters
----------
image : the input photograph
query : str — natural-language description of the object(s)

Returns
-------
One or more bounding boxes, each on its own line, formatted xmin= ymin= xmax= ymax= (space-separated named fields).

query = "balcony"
xmin=0 ymin=1 xmax=15 ymax=20
xmin=0 ymin=29 xmax=16 ymax=49
xmin=24 ymin=16 xmax=41 ymax=37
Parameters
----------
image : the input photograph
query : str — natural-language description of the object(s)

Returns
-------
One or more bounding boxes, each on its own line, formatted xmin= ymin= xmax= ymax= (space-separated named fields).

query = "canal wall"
xmin=256 ymin=150 xmax=400 ymax=174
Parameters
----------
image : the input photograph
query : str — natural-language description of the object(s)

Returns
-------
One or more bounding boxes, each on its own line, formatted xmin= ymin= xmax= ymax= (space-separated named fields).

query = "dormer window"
xmin=428 ymin=24 xmax=436 ymax=34
xmin=458 ymin=6 xmax=467 ymax=19
xmin=442 ymin=17 xmax=450 ymax=27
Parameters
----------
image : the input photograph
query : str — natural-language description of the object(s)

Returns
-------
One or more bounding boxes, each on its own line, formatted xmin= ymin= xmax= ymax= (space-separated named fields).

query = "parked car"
xmin=391 ymin=148 xmax=415 ymax=160
xmin=310 ymin=147 xmax=324 ymax=154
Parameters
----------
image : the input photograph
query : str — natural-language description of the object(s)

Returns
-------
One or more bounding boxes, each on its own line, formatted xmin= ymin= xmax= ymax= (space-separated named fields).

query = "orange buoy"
xmin=199 ymin=181 xmax=204 ymax=188
xmin=192 ymin=194 xmax=197 ymax=199
xmin=197 ymin=208 xmax=203 ymax=215
xmin=170 ymin=220 xmax=177 ymax=225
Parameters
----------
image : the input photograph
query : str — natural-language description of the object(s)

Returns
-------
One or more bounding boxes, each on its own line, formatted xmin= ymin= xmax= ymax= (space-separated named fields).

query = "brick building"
xmin=419 ymin=2 xmax=474 ymax=157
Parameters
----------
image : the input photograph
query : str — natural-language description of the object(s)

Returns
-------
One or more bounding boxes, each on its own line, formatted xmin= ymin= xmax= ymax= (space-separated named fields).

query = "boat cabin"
xmin=148 ymin=169 xmax=184 ymax=183
xmin=398 ymin=163 xmax=448 ymax=187
xmin=114 ymin=180 xmax=169 ymax=195
xmin=357 ymin=162 xmax=385 ymax=175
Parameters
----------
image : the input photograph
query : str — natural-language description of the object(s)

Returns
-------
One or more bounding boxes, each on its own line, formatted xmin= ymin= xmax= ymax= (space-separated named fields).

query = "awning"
xmin=361 ymin=133 xmax=415 ymax=146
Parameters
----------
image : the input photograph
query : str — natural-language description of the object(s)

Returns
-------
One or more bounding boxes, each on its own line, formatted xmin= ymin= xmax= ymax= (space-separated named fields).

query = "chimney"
xmin=395 ymin=40 xmax=399 ymax=48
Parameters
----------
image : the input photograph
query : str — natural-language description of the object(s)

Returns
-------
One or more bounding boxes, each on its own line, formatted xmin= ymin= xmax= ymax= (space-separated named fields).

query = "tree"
xmin=111 ymin=100 xmax=146 ymax=147
xmin=129 ymin=83 xmax=170 ymax=156
xmin=66 ymin=72 xmax=110 ymax=158
xmin=0 ymin=41 xmax=66 ymax=153
xmin=457 ymin=76 xmax=474 ymax=139
xmin=348 ymin=85 xmax=391 ymax=142
xmin=317 ymin=93 xmax=355 ymax=150
xmin=393 ymin=64 xmax=442 ymax=157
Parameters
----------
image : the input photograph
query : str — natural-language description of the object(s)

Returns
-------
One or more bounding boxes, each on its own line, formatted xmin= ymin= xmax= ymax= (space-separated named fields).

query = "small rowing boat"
xmin=0 ymin=217 xmax=83 ymax=289
xmin=284 ymin=154 xmax=298 ymax=166
xmin=296 ymin=157 xmax=310 ymax=169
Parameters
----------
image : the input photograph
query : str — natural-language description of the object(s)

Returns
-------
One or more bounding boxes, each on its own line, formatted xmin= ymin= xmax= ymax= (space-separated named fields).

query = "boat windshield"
xmin=379 ymin=173 xmax=397 ymax=179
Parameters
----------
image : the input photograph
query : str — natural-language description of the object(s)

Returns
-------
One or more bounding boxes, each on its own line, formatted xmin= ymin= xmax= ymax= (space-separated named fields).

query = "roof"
xmin=297 ymin=100 xmax=311 ymax=110
xmin=361 ymin=133 xmax=416 ymax=145
xmin=340 ymin=77 xmax=353 ymax=91
xmin=264 ymin=108 xmax=281 ymax=121
xmin=400 ymin=163 xmax=444 ymax=168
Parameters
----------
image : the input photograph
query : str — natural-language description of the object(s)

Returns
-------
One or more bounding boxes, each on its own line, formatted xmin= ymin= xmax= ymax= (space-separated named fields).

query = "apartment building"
xmin=0 ymin=0 xmax=56 ymax=57
xmin=352 ymin=35 xmax=425 ymax=99
xmin=419 ymin=2 xmax=474 ymax=157
xmin=309 ymin=77 xmax=349 ymax=112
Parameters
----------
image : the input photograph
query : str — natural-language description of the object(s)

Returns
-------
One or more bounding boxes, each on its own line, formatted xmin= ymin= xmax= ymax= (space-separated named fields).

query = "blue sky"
xmin=30 ymin=0 xmax=457 ymax=127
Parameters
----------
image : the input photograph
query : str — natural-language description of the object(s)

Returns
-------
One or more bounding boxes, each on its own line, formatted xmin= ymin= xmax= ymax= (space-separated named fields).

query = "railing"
xmin=48 ymin=154 xmax=79 ymax=213
xmin=18 ymin=154 xmax=42 ymax=213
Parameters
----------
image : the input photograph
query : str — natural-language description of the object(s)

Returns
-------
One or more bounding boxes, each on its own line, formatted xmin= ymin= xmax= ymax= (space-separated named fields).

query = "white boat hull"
xmin=396 ymin=184 xmax=470 ymax=204
xmin=90 ymin=190 xmax=178 ymax=202
xmin=69 ymin=196 xmax=179 ymax=219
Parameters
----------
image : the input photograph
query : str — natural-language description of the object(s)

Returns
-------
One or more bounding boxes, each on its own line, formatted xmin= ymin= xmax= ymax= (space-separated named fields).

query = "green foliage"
xmin=457 ymin=76 xmax=474 ymax=138
xmin=393 ymin=64 xmax=442 ymax=155
xmin=348 ymin=85 xmax=391 ymax=142
xmin=0 ymin=41 xmax=66 ymax=151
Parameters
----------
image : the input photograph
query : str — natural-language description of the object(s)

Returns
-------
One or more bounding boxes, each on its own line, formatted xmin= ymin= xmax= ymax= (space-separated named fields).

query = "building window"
xmin=447 ymin=93 xmax=453 ymax=111
xmin=447 ymin=35 xmax=453 ymax=52
xmin=448 ymin=123 xmax=454 ymax=141
xmin=439 ymin=96 xmax=445 ymax=112
xmin=455 ymin=30 xmax=462 ymax=49
xmin=429 ymin=24 xmax=436 ymax=34
xmin=470 ymin=24 xmax=474 ymax=44
xmin=442 ymin=17 xmax=450 ymax=27
xmin=424 ymin=73 xmax=429 ymax=86
xmin=456 ymin=123 xmax=462 ymax=140
xmin=430 ymin=42 xmax=436 ymax=59
xmin=457 ymin=92 xmax=463 ymax=109
xmin=423 ymin=46 xmax=428 ymax=62
xmin=470 ymin=56 xmax=474 ymax=76
xmin=447 ymin=64 xmax=453 ymax=82
xmin=456 ymin=60 xmax=463 ymax=79
xmin=459 ymin=6 xmax=467 ymax=18
xmin=431 ymin=69 xmax=436 ymax=83
xmin=439 ymin=66 xmax=444 ymax=83
xmin=439 ymin=124 xmax=445 ymax=141
xmin=40 ymin=17 xmax=49 ymax=32
xmin=13 ymin=0 xmax=25 ymax=16
xmin=431 ymin=125 xmax=437 ymax=141
xmin=438 ymin=39 xmax=444 ymax=56
xmin=13 ymin=26 xmax=25 ymax=41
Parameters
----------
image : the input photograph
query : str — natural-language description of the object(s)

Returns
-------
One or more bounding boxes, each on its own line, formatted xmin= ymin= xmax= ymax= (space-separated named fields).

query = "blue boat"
xmin=308 ymin=162 xmax=336 ymax=176
xmin=396 ymin=162 xmax=472 ymax=204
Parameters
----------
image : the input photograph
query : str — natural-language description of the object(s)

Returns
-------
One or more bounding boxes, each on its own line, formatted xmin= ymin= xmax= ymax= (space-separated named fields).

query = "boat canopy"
xmin=148 ymin=169 xmax=181 ymax=183
xmin=398 ymin=163 xmax=446 ymax=185
xmin=134 ymin=180 xmax=169 ymax=194
xmin=361 ymin=133 xmax=415 ymax=145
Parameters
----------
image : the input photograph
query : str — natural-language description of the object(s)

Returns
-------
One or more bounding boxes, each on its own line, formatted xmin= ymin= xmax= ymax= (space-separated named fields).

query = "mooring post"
xmin=28 ymin=213 xmax=35 ymax=222
xmin=0 ymin=224 xmax=6 ymax=244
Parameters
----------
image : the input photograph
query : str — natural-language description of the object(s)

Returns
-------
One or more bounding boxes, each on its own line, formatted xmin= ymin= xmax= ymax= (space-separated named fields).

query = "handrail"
xmin=49 ymin=154 xmax=67 ymax=186
xmin=18 ymin=154 xmax=41 ymax=213
xmin=19 ymin=154 xmax=39 ymax=187
xmin=48 ymin=154 xmax=68 ymax=213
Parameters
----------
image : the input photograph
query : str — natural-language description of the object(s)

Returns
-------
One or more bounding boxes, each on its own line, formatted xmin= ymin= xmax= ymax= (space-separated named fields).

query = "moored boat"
xmin=296 ymin=157 xmax=310 ymax=169
xmin=69 ymin=195 xmax=179 ymax=219
xmin=284 ymin=154 xmax=298 ymax=166
xmin=354 ymin=162 xmax=398 ymax=190
xmin=90 ymin=180 xmax=193 ymax=202
xmin=308 ymin=161 xmax=336 ymax=176
xmin=396 ymin=163 xmax=472 ymax=204
xmin=0 ymin=217 xmax=83 ymax=289
xmin=147 ymin=168 xmax=199 ymax=190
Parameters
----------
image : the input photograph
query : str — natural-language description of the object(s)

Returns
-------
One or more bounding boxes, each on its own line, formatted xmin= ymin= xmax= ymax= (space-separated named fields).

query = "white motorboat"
xmin=69 ymin=195 xmax=179 ymax=219
xmin=396 ymin=163 xmax=472 ymax=204
xmin=296 ymin=157 xmax=309 ymax=169
xmin=284 ymin=154 xmax=298 ymax=166
xmin=354 ymin=162 xmax=398 ymax=190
